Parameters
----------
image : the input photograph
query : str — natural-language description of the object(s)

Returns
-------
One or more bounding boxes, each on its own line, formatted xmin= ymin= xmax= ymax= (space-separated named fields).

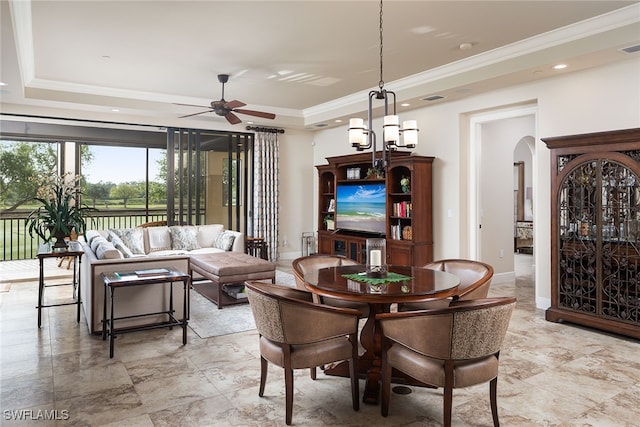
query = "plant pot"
xmin=49 ymin=226 xmax=70 ymax=250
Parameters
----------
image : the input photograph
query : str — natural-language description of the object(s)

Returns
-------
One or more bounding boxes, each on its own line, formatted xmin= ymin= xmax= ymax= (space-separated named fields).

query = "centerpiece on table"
xmin=26 ymin=172 xmax=94 ymax=251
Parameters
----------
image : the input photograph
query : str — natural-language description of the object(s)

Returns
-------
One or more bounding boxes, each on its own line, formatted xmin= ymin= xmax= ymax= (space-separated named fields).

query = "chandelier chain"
xmin=378 ymin=0 xmax=384 ymax=91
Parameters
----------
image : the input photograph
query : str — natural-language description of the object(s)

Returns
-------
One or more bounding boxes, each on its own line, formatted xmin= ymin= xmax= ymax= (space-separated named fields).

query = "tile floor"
xmin=1 ymin=255 xmax=639 ymax=426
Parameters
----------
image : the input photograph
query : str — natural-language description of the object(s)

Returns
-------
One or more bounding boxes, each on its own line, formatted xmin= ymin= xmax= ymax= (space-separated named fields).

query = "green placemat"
xmin=342 ymin=272 xmax=413 ymax=285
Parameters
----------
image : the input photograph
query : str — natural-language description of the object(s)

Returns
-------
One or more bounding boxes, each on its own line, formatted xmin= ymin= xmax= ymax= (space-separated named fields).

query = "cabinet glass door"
xmin=558 ymin=157 xmax=640 ymax=324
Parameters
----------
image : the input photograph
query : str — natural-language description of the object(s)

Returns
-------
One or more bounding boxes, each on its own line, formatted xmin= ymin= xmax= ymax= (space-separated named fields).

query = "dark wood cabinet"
xmin=316 ymin=151 xmax=434 ymax=266
xmin=543 ymin=128 xmax=640 ymax=339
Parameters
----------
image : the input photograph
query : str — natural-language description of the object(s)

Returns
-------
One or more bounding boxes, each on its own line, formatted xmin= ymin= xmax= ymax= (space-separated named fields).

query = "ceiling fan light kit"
xmin=348 ymin=0 xmax=419 ymax=169
xmin=176 ymin=74 xmax=276 ymax=125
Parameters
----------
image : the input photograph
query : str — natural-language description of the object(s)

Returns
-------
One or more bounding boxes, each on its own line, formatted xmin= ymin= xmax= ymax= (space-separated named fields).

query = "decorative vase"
xmin=50 ymin=226 xmax=70 ymax=250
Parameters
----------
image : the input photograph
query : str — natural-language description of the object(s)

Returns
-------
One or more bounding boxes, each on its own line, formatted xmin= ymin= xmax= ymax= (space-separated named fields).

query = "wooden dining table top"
xmin=303 ymin=264 xmax=460 ymax=304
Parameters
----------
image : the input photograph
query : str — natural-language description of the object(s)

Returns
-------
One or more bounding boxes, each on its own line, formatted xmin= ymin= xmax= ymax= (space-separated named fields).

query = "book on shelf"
xmin=392 ymin=201 xmax=412 ymax=218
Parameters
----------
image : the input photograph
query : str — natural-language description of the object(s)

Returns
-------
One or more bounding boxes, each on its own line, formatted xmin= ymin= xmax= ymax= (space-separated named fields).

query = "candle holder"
xmin=366 ymin=238 xmax=387 ymax=278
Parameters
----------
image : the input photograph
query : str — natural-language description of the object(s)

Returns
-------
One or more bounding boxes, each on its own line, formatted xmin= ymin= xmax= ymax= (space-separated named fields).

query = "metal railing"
xmin=0 ymin=209 xmax=167 ymax=261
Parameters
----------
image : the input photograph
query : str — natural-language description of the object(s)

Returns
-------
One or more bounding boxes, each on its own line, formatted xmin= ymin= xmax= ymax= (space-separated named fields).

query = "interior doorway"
xmin=469 ymin=104 xmax=536 ymax=281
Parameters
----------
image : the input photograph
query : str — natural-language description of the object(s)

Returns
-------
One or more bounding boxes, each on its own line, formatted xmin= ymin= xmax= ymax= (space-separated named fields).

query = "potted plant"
xmin=26 ymin=172 xmax=94 ymax=251
xmin=401 ymin=175 xmax=410 ymax=193
xmin=365 ymin=159 xmax=386 ymax=179
xmin=323 ymin=214 xmax=335 ymax=231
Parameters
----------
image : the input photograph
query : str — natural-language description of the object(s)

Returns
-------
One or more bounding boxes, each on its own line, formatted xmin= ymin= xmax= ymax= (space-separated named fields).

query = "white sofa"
xmin=80 ymin=224 xmax=245 ymax=334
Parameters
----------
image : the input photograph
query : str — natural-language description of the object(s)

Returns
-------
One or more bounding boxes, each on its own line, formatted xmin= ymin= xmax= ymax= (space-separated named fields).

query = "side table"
xmin=246 ymin=237 xmax=268 ymax=260
xmin=36 ymin=241 xmax=84 ymax=328
xmin=101 ymin=268 xmax=189 ymax=358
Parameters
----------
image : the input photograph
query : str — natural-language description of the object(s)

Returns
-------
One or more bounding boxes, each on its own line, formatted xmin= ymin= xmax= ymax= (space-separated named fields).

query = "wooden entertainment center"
xmin=316 ymin=151 xmax=434 ymax=266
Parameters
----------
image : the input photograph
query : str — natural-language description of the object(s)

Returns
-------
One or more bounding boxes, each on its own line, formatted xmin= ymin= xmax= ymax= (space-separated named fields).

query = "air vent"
xmin=620 ymin=44 xmax=640 ymax=54
xmin=422 ymin=95 xmax=445 ymax=102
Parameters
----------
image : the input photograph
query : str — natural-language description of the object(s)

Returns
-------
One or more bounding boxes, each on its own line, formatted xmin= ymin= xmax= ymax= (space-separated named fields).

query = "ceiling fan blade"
xmin=225 ymin=112 xmax=242 ymax=125
xmin=224 ymin=100 xmax=246 ymax=109
xmin=178 ymin=110 xmax=214 ymax=118
xmin=174 ymin=103 xmax=211 ymax=109
xmin=234 ymin=109 xmax=276 ymax=120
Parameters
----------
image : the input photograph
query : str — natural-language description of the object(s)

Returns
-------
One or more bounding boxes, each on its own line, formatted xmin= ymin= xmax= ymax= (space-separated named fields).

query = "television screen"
xmin=336 ymin=183 xmax=386 ymax=234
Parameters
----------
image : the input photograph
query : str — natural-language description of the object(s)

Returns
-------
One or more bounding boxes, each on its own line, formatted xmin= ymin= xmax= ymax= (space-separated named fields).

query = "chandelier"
xmin=348 ymin=0 xmax=418 ymax=169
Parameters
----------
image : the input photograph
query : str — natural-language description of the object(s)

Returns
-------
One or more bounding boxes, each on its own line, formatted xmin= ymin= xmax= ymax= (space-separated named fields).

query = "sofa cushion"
xmin=190 ymin=247 xmax=226 ymax=255
xmin=197 ymin=224 xmax=224 ymax=248
xmin=110 ymin=228 xmax=145 ymax=255
xmin=214 ymin=231 xmax=236 ymax=251
xmin=147 ymin=226 xmax=172 ymax=253
xmin=170 ymin=226 xmax=201 ymax=251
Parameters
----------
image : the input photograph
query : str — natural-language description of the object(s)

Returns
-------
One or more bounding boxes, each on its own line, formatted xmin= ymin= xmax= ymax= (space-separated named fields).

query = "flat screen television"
xmin=335 ymin=182 xmax=386 ymax=235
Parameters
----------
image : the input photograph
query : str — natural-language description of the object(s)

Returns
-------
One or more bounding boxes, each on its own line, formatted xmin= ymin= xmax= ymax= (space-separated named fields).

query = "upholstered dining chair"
xmin=244 ymin=281 xmax=361 ymax=425
xmin=377 ymin=297 xmax=516 ymax=426
xmin=399 ymin=258 xmax=494 ymax=311
xmin=291 ymin=254 xmax=370 ymax=317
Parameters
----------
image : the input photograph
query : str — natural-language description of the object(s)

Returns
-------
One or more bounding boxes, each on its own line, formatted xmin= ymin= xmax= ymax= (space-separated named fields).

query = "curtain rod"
xmin=246 ymin=125 xmax=285 ymax=134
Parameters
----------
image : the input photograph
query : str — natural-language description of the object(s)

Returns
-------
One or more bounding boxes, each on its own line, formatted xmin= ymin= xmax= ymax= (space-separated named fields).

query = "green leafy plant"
xmin=401 ymin=175 xmax=410 ymax=193
xmin=365 ymin=160 xmax=386 ymax=179
xmin=26 ymin=172 xmax=95 ymax=248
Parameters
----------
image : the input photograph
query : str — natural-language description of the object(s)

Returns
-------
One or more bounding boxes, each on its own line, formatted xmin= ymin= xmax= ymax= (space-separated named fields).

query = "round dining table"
xmin=304 ymin=264 xmax=460 ymax=405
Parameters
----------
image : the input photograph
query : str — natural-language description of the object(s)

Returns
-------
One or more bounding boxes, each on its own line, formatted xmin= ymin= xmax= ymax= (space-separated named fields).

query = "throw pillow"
xmin=96 ymin=241 xmax=123 ymax=260
xmin=147 ymin=226 xmax=172 ymax=252
xmin=108 ymin=231 xmax=134 ymax=258
xmin=214 ymin=231 xmax=236 ymax=251
xmin=109 ymin=228 xmax=145 ymax=255
xmin=90 ymin=236 xmax=109 ymax=254
xmin=170 ymin=226 xmax=201 ymax=251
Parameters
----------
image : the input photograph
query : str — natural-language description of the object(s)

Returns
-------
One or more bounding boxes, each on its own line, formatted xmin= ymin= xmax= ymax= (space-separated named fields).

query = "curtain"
xmin=253 ymin=131 xmax=279 ymax=261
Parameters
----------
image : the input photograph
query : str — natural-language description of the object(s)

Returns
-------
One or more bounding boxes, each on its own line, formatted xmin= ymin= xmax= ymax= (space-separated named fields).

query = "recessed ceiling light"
xmin=400 ymin=103 xmax=410 ymax=107
xmin=410 ymin=25 xmax=435 ymax=35
xmin=102 ymin=55 xmax=111 ymax=60
xmin=111 ymin=108 xmax=120 ymax=112
xmin=0 ymin=82 xmax=7 ymax=86
xmin=459 ymin=42 xmax=473 ymax=51
xmin=553 ymin=64 xmax=568 ymax=70
xmin=335 ymin=119 xmax=343 ymax=123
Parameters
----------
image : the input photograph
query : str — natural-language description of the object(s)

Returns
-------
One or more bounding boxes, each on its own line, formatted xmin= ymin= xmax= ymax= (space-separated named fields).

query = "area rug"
xmin=188 ymin=269 xmax=296 ymax=339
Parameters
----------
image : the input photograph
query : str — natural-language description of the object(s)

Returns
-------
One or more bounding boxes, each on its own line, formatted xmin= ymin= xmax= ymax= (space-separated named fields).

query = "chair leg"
xmin=285 ymin=368 xmax=294 ymax=425
xmin=490 ymin=377 xmax=499 ymax=427
xmin=310 ymin=366 xmax=316 ymax=380
xmin=443 ymin=385 xmax=453 ymax=427
xmin=443 ymin=361 xmax=454 ymax=427
xmin=259 ymin=357 xmax=268 ymax=397
xmin=349 ymin=360 xmax=359 ymax=411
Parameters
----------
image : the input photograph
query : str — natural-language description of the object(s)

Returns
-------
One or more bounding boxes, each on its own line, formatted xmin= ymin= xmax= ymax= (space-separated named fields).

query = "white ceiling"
xmin=1 ymin=0 xmax=639 ymax=131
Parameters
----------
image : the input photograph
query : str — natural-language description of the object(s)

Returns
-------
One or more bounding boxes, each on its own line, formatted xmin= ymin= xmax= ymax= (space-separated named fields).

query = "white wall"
xmin=480 ymin=115 xmax=535 ymax=276
xmin=275 ymin=129 xmax=316 ymax=260
xmin=309 ymin=58 xmax=640 ymax=309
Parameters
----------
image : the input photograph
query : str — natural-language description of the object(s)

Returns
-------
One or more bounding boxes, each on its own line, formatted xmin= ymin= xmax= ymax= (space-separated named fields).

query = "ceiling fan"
xmin=175 ymin=74 xmax=276 ymax=125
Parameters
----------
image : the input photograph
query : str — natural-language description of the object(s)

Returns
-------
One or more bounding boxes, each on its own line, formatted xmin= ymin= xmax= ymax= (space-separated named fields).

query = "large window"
xmin=0 ymin=140 xmax=60 ymax=259
xmin=0 ymin=119 xmax=254 ymax=260
xmin=79 ymin=144 xmax=167 ymax=229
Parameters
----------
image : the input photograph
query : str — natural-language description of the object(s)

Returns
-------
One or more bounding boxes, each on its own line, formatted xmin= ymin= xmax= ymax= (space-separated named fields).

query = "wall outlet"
xmin=499 ymin=249 xmax=504 ymax=258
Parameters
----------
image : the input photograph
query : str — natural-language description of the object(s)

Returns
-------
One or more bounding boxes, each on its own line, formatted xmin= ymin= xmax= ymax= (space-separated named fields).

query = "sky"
xmin=83 ymin=146 xmax=164 ymax=184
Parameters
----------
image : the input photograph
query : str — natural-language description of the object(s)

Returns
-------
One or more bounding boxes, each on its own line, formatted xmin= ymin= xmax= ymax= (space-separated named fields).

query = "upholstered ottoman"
xmin=190 ymin=252 xmax=276 ymax=308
